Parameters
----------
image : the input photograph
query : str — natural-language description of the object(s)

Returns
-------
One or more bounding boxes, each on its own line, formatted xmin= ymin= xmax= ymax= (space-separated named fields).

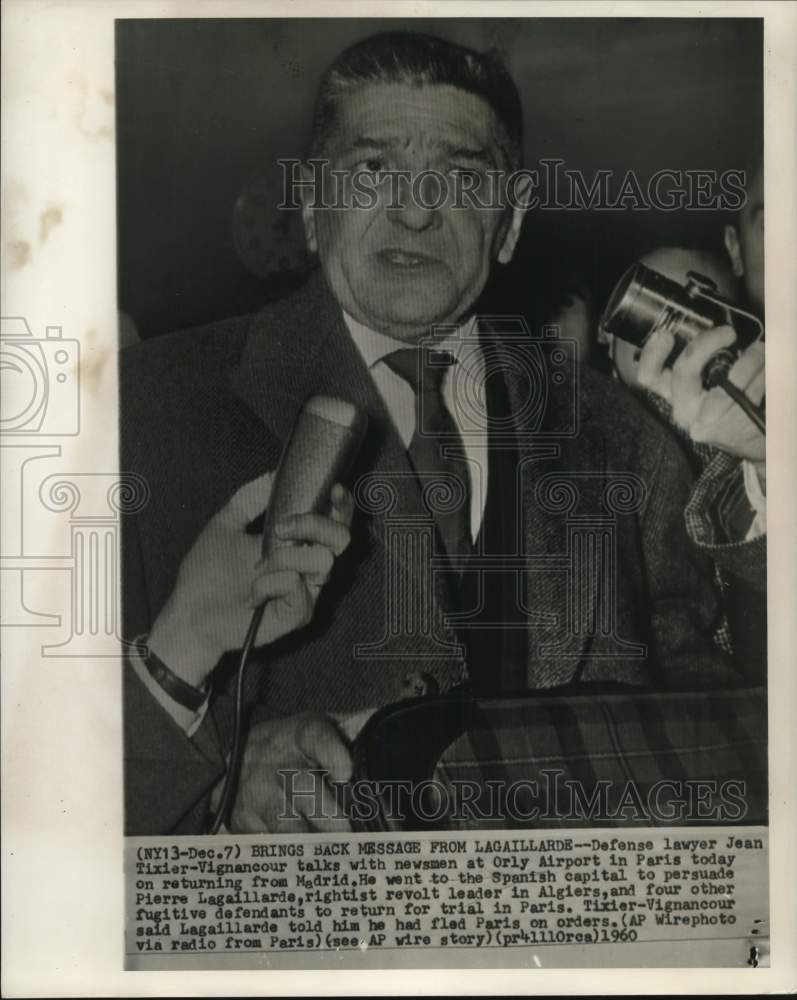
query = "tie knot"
xmin=384 ymin=347 xmax=455 ymax=394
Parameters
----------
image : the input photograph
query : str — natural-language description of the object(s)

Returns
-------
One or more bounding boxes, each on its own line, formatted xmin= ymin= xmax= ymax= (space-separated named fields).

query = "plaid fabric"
xmin=714 ymin=463 xmax=756 ymax=541
xmin=650 ymin=385 xmax=765 ymax=583
xmin=353 ymin=688 xmax=767 ymax=831
xmin=685 ymin=446 xmax=767 ymax=594
xmin=684 ymin=448 xmax=744 ymax=546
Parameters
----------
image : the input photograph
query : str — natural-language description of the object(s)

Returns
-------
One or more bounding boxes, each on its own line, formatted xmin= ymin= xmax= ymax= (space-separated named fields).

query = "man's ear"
xmin=724 ymin=223 xmax=744 ymax=277
xmin=300 ymin=162 xmax=318 ymax=253
xmin=496 ymin=174 xmax=531 ymax=265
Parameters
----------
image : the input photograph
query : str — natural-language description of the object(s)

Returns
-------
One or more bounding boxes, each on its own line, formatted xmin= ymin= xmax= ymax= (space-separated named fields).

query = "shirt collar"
xmin=343 ymin=311 xmax=481 ymax=370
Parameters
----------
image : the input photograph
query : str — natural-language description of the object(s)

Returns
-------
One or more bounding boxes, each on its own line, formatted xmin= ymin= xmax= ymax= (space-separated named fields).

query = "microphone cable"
xmin=200 ymin=397 xmax=365 ymax=834
xmin=714 ymin=374 xmax=766 ymax=434
xmin=207 ymin=603 xmax=266 ymax=834
xmin=704 ymin=353 xmax=766 ymax=434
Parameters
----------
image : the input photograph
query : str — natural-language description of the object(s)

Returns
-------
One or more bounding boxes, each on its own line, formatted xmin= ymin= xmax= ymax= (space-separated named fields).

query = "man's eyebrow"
xmin=441 ymin=144 xmax=497 ymax=167
xmin=340 ymin=137 xmax=499 ymax=167
xmin=344 ymin=136 xmax=399 ymax=153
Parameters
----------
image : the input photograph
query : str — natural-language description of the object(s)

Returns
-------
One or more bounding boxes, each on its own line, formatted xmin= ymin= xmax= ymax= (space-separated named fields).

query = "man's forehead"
xmin=330 ymin=81 xmax=498 ymax=153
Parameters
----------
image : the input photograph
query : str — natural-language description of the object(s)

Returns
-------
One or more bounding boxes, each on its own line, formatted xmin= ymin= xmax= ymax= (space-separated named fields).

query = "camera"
xmin=0 ymin=318 xmax=80 ymax=435
xmin=599 ymin=264 xmax=763 ymax=386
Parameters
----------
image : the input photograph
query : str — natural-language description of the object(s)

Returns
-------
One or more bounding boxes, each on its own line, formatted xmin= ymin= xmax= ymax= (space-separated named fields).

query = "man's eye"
xmin=449 ymin=166 xmax=483 ymax=182
xmin=360 ymin=158 xmax=387 ymax=175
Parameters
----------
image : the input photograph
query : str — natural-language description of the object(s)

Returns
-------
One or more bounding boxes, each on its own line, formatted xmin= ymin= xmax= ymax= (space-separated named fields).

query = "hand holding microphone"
xmin=207 ymin=395 xmax=366 ymax=834
xmin=147 ymin=474 xmax=353 ymax=692
xmin=148 ymin=395 xmax=365 ymax=694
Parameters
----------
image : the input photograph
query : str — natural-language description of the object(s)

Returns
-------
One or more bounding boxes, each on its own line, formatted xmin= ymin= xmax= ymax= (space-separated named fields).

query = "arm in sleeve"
xmin=129 ymin=637 xmax=210 ymax=737
xmin=637 ymin=423 xmax=743 ymax=688
xmin=122 ymin=509 xmax=225 ymax=835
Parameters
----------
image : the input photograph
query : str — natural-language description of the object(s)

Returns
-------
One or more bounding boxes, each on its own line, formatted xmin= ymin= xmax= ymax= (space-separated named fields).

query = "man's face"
xmin=724 ymin=164 xmax=764 ymax=313
xmin=302 ymin=82 xmax=524 ymax=342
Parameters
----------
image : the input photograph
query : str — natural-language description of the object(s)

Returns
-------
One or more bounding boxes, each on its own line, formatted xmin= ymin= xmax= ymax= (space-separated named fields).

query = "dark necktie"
xmin=384 ymin=347 xmax=473 ymax=571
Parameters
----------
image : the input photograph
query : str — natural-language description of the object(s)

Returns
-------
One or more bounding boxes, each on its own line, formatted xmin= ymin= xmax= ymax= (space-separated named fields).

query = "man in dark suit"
xmin=122 ymin=31 xmax=737 ymax=836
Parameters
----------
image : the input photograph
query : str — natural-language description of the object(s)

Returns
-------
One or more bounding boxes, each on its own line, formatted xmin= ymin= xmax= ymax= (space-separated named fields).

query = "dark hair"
xmin=309 ymin=31 xmax=523 ymax=170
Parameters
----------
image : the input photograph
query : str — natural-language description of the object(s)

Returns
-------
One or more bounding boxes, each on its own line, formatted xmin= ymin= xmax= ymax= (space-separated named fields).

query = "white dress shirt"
xmin=343 ymin=311 xmax=489 ymax=543
xmin=130 ymin=637 xmax=209 ymax=736
xmin=742 ymin=459 xmax=766 ymax=538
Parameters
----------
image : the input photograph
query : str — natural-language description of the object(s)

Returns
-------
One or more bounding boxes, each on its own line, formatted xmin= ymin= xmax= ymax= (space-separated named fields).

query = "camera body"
xmin=599 ymin=264 xmax=762 ymax=385
xmin=0 ymin=318 xmax=80 ymax=435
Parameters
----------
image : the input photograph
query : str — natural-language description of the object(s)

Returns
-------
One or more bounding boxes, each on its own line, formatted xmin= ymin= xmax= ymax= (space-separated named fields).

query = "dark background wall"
xmin=116 ymin=17 xmax=762 ymax=338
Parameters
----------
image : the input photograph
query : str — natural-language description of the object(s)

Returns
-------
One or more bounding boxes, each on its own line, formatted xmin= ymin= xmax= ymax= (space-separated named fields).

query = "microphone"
xmin=261 ymin=395 xmax=367 ymax=558
xmin=208 ymin=395 xmax=366 ymax=833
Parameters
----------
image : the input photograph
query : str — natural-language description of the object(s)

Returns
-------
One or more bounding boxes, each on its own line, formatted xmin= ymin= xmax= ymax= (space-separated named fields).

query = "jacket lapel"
xmin=228 ymin=292 xmax=598 ymax=687
xmin=228 ymin=269 xmax=458 ymax=646
xmin=486 ymin=330 xmax=595 ymax=687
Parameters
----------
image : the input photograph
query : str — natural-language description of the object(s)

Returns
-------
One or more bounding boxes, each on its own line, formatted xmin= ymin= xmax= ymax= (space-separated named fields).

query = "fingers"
xmin=232 ymin=774 xmax=349 ymax=834
xmin=274 ymin=511 xmax=351 ymax=555
xmin=744 ymin=369 xmax=766 ymax=407
xmin=668 ymin=325 xmax=736 ymax=427
xmin=636 ymin=330 xmax=676 ymax=398
xmin=671 ymin=325 xmax=736 ymax=389
xmin=230 ymin=782 xmax=311 ymax=834
xmin=229 ymin=803 xmax=298 ymax=834
xmin=297 ymin=716 xmax=354 ymax=784
xmin=297 ymin=775 xmax=352 ymax=834
xmin=221 ymin=471 xmax=273 ymax=526
xmin=329 ymin=484 xmax=355 ymax=528
xmin=727 ymin=340 xmax=765 ymax=396
xmin=249 ymin=569 xmax=313 ymax=621
xmin=295 ymin=718 xmax=353 ymax=832
xmin=680 ymin=339 xmax=765 ymax=457
xmin=260 ymin=543 xmax=335 ymax=584
xmin=230 ymin=715 xmax=352 ymax=833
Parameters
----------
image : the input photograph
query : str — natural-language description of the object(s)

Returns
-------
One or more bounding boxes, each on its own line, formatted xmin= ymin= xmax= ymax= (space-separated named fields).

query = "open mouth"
xmin=376 ymin=248 xmax=441 ymax=269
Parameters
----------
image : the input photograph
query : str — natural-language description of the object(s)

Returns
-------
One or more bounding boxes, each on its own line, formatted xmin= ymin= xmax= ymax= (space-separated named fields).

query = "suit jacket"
xmin=640 ymin=391 xmax=766 ymax=684
xmin=121 ymin=269 xmax=737 ymax=834
xmin=685 ymin=450 xmax=767 ymax=686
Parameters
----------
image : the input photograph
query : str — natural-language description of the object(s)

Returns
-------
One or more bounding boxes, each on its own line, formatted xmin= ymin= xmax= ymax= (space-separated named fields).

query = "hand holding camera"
xmin=601 ymin=263 xmax=765 ymax=442
xmin=637 ymin=327 xmax=765 ymax=471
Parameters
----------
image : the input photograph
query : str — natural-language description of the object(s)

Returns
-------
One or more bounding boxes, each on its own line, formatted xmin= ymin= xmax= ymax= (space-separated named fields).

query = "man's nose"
xmin=387 ymin=175 xmax=443 ymax=232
